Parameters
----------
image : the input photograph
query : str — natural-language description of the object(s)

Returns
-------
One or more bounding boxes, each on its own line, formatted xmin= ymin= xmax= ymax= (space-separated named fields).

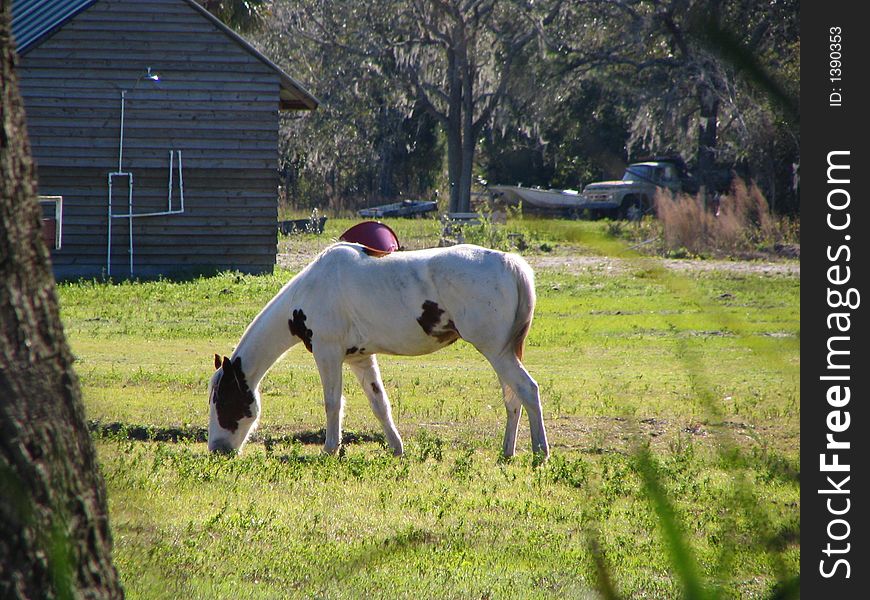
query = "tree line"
xmin=237 ymin=0 xmax=798 ymax=215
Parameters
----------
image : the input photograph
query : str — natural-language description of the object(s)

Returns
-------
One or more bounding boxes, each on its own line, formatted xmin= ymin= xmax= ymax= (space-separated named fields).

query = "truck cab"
xmin=579 ymin=159 xmax=694 ymax=219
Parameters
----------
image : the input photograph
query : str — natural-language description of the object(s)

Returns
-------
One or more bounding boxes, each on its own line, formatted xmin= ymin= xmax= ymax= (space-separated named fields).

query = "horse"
xmin=207 ymin=242 xmax=549 ymax=458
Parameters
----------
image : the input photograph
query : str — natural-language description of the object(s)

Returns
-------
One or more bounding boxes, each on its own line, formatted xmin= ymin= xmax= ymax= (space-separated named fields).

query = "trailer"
xmin=357 ymin=200 xmax=438 ymax=219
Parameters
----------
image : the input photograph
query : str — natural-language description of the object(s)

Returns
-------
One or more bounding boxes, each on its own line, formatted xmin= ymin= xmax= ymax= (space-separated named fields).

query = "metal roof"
xmin=10 ymin=0 xmax=318 ymax=110
xmin=11 ymin=0 xmax=97 ymax=53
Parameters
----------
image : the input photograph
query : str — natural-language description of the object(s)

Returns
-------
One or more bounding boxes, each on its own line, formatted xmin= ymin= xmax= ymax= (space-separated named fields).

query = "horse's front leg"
xmin=347 ymin=354 xmax=404 ymax=456
xmin=313 ymin=346 xmax=345 ymax=455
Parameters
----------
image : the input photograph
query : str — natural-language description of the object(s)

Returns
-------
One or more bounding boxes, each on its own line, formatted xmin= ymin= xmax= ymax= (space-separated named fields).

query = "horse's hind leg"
xmin=313 ymin=346 xmax=345 ymax=455
xmin=348 ymin=355 xmax=404 ymax=456
xmin=500 ymin=380 xmax=523 ymax=458
xmin=490 ymin=353 xmax=549 ymax=457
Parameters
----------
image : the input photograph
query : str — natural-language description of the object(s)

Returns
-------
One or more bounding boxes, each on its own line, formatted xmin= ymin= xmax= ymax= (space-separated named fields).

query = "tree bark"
xmin=0 ymin=3 xmax=124 ymax=598
xmin=696 ymin=77 xmax=719 ymax=205
xmin=445 ymin=37 xmax=464 ymax=214
xmin=445 ymin=114 xmax=474 ymax=214
xmin=459 ymin=39 xmax=475 ymax=215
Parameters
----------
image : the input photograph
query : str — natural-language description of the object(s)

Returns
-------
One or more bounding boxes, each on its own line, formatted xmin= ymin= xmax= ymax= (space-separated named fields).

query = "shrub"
xmin=654 ymin=179 xmax=793 ymax=257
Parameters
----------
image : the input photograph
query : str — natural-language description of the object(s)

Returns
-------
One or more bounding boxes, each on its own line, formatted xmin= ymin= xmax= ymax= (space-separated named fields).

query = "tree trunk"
xmin=446 ymin=115 xmax=463 ymax=213
xmin=0 ymin=4 xmax=124 ymax=598
xmin=444 ymin=108 xmax=474 ymax=215
xmin=696 ymin=79 xmax=719 ymax=206
xmin=458 ymin=129 xmax=474 ymax=214
xmin=458 ymin=46 xmax=475 ymax=215
xmin=445 ymin=43 xmax=464 ymax=214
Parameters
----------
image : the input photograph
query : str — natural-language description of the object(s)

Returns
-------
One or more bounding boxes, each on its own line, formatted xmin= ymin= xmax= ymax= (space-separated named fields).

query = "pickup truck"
xmin=578 ymin=159 xmax=698 ymax=220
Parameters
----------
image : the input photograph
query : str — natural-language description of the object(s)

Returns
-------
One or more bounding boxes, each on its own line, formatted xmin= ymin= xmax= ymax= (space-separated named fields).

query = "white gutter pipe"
xmin=107 ymin=70 xmax=185 ymax=277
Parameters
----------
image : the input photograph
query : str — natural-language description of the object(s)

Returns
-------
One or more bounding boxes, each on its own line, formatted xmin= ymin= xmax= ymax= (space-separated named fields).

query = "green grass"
xmin=57 ymin=219 xmax=800 ymax=598
xmin=97 ymin=438 xmax=798 ymax=599
xmin=276 ymin=212 xmax=615 ymax=258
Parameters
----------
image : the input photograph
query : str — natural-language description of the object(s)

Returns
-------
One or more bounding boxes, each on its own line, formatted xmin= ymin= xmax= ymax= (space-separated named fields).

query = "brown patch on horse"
xmin=289 ymin=309 xmax=313 ymax=352
xmin=213 ymin=356 xmax=255 ymax=433
xmin=371 ymin=382 xmax=381 ymax=395
xmin=417 ymin=301 xmax=460 ymax=344
xmin=433 ymin=320 xmax=461 ymax=344
xmin=417 ymin=300 xmax=443 ymax=335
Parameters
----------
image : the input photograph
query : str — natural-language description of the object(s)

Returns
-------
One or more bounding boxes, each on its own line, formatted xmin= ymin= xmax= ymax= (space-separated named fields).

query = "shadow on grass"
xmin=313 ymin=527 xmax=437 ymax=592
xmin=88 ymin=420 xmax=385 ymax=447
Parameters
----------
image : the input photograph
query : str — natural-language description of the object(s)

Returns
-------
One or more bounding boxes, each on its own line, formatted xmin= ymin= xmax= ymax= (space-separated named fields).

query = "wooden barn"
xmin=11 ymin=0 xmax=318 ymax=278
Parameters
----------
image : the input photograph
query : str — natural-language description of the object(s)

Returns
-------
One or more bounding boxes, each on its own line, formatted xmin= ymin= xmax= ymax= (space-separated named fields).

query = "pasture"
xmin=58 ymin=218 xmax=800 ymax=599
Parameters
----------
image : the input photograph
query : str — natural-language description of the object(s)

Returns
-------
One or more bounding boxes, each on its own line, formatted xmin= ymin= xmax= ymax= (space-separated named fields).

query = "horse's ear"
xmin=224 ymin=356 xmax=243 ymax=388
xmin=214 ymin=354 xmax=221 ymax=370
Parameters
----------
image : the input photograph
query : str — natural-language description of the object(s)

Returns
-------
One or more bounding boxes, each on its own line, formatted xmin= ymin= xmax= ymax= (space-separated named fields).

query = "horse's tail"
xmin=504 ymin=253 xmax=536 ymax=361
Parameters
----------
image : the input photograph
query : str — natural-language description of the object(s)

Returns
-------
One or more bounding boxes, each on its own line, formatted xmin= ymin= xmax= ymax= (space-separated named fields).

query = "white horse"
xmin=207 ymin=242 xmax=549 ymax=458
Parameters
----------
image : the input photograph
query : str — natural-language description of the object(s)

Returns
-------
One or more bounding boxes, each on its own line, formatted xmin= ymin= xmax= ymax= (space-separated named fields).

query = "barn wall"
xmin=18 ymin=0 xmax=281 ymax=278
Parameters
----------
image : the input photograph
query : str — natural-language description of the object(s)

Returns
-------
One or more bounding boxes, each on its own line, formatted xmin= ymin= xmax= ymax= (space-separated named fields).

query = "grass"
xmin=98 ymin=438 xmax=798 ymax=599
xmin=57 ymin=218 xmax=800 ymax=599
xmin=275 ymin=209 xmax=618 ymax=258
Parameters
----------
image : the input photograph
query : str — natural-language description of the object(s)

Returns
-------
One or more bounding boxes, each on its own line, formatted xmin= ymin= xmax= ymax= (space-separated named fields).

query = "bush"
xmin=654 ymin=179 xmax=795 ymax=257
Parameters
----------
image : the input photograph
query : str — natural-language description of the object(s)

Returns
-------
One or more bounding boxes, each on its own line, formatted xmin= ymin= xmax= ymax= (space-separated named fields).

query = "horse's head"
xmin=207 ymin=354 xmax=260 ymax=454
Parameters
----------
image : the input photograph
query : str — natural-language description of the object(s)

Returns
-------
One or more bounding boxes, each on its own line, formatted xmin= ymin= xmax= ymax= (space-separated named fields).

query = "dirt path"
xmin=525 ymin=254 xmax=800 ymax=276
xmin=278 ymin=248 xmax=800 ymax=277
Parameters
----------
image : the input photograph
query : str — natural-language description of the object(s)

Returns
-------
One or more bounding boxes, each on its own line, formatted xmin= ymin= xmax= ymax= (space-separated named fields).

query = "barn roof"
xmin=10 ymin=0 xmax=319 ymax=110
xmin=11 ymin=0 xmax=96 ymax=52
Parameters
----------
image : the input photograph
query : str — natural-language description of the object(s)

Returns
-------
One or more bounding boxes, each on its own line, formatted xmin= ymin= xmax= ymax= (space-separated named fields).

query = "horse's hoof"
xmin=531 ymin=451 xmax=549 ymax=468
xmin=322 ymin=444 xmax=341 ymax=456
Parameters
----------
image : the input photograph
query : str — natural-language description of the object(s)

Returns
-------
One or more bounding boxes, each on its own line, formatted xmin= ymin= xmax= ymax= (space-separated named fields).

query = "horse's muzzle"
xmin=207 ymin=439 xmax=237 ymax=455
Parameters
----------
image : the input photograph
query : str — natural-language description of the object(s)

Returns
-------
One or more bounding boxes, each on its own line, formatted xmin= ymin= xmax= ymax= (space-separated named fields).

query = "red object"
xmin=41 ymin=218 xmax=57 ymax=249
xmin=339 ymin=221 xmax=400 ymax=257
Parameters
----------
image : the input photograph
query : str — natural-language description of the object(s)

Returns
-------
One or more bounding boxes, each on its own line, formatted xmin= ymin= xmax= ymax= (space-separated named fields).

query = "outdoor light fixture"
xmin=117 ymin=67 xmax=162 ymax=172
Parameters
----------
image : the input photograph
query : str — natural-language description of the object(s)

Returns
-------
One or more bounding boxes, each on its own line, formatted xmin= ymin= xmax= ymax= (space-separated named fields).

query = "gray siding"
xmin=19 ymin=0 xmax=281 ymax=278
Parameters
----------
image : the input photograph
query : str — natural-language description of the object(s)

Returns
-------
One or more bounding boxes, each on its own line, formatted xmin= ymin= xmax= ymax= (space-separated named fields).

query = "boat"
xmin=357 ymin=199 xmax=438 ymax=218
xmin=486 ymin=185 xmax=593 ymax=216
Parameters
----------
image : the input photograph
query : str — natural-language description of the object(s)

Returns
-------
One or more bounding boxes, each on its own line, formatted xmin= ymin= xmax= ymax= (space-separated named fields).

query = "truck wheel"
xmin=620 ymin=197 xmax=644 ymax=221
